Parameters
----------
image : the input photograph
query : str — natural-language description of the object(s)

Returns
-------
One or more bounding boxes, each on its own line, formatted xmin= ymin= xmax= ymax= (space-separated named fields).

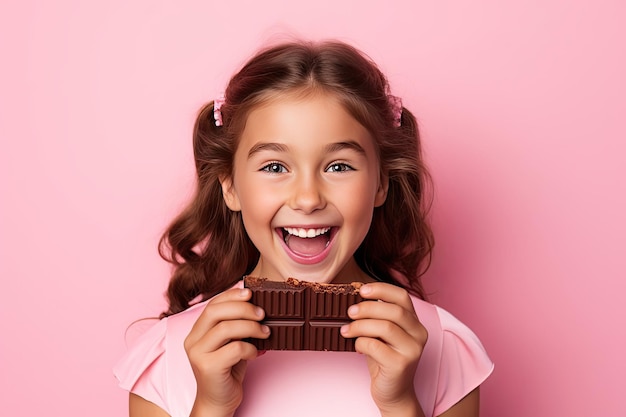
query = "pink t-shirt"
xmin=114 ymin=281 xmax=493 ymax=416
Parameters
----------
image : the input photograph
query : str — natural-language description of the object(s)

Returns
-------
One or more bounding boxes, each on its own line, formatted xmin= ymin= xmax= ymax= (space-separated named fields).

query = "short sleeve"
xmin=432 ymin=307 xmax=494 ymax=415
xmin=113 ymin=283 xmax=243 ymax=416
xmin=113 ymin=318 xmax=169 ymax=412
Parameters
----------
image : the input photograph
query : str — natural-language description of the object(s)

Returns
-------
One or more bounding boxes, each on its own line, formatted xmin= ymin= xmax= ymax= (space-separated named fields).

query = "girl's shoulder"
xmin=113 ymin=284 xmax=242 ymax=413
xmin=411 ymin=296 xmax=494 ymax=415
xmin=411 ymin=295 xmax=486 ymax=342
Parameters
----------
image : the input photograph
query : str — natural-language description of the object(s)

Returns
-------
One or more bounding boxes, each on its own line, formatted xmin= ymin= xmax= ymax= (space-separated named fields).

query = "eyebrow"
xmin=247 ymin=142 xmax=289 ymax=158
xmin=247 ymin=140 xmax=366 ymax=159
xmin=324 ymin=141 xmax=366 ymax=155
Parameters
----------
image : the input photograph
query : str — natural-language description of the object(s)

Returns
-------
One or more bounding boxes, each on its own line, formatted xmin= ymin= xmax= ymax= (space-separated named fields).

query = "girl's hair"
xmin=158 ymin=40 xmax=434 ymax=317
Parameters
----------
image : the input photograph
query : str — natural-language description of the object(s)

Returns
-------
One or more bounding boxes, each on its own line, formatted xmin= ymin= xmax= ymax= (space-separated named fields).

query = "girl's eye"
xmin=261 ymin=162 xmax=287 ymax=174
xmin=326 ymin=162 xmax=353 ymax=173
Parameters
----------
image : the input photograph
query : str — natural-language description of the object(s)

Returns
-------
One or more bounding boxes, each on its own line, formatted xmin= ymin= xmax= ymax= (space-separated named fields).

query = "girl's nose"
xmin=289 ymin=174 xmax=326 ymax=213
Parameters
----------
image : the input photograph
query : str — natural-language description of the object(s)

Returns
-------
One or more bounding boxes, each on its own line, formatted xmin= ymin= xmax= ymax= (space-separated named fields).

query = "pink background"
xmin=1 ymin=0 xmax=624 ymax=415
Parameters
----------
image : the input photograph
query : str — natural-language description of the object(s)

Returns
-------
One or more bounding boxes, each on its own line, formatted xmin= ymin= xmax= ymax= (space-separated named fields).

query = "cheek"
xmin=238 ymin=181 xmax=278 ymax=209
xmin=337 ymin=181 xmax=378 ymax=225
xmin=236 ymin=181 xmax=279 ymax=226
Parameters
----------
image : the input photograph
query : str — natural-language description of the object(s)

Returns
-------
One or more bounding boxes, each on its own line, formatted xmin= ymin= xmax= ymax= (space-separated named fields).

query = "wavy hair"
xmin=158 ymin=40 xmax=434 ymax=317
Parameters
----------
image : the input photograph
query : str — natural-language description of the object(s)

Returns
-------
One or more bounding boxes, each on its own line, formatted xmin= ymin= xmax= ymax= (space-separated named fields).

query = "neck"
xmin=331 ymin=261 xmax=377 ymax=284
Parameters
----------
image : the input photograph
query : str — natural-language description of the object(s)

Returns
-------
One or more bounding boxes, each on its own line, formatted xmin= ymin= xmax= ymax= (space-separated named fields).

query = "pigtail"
xmin=356 ymin=106 xmax=434 ymax=300
xmin=396 ymin=107 xmax=434 ymax=280
xmin=158 ymin=101 xmax=258 ymax=317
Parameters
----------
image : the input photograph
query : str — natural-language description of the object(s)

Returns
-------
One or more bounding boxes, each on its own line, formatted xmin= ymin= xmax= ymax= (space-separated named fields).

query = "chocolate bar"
xmin=244 ymin=276 xmax=364 ymax=351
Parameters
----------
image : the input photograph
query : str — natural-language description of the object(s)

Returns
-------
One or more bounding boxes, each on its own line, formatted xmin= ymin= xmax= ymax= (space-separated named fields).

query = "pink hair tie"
xmin=214 ymin=94 xmax=225 ymax=127
xmin=389 ymin=95 xmax=402 ymax=127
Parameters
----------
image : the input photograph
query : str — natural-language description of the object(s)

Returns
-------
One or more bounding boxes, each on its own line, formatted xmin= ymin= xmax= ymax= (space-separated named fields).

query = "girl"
xmin=114 ymin=40 xmax=493 ymax=417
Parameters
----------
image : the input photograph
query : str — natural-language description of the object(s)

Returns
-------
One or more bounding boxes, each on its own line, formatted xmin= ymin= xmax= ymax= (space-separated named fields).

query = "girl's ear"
xmin=220 ymin=176 xmax=242 ymax=211
xmin=374 ymin=173 xmax=389 ymax=207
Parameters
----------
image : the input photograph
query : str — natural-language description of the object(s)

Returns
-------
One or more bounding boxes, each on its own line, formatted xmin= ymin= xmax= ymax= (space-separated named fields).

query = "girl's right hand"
xmin=184 ymin=287 xmax=270 ymax=417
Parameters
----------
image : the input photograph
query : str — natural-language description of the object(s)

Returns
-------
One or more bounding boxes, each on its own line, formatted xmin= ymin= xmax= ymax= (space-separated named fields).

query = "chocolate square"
xmin=244 ymin=277 xmax=363 ymax=351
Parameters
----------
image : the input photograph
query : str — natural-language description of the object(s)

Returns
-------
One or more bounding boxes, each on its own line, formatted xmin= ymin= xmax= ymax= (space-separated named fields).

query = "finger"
xmin=194 ymin=288 xmax=254 ymax=329
xmin=192 ymin=320 xmax=270 ymax=353
xmin=199 ymin=299 xmax=265 ymax=330
xmin=358 ymin=283 xmax=415 ymax=312
xmin=196 ymin=287 xmax=254 ymax=318
xmin=211 ymin=287 xmax=253 ymax=304
xmin=193 ymin=340 xmax=259 ymax=374
xmin=223 ymin=340 xmax=260 ymax=362
xmin=354 ymin=337 xmax=422 ymax=382
xmin=187 ymin=298 xmax=264 ymax=346
xmin=342 ymin=318 xmax=417 ymax=351
xmin=354 ymin=336 xmax=402 ymax=366
xmin=347 ymin=300 xmax=425 ymax=341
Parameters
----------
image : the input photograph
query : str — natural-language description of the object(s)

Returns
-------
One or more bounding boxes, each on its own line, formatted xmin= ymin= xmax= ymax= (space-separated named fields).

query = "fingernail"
xmin=360 ymin=285 xmax=372 ymax=295
xmin=255 ymin=307 xmax=264 ymax=317
xmin=261 ymin=325 xmax=270 ymax=334
xmin=348 ymin=305 xmax=359 ymax=316
xmin=340 ymin=324 xmax=349 ymax=335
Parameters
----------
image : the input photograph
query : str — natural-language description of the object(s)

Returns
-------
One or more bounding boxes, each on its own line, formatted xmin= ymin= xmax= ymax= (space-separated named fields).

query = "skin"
xmin=221 ymin=92 xmax=387 ymax=285
xmin=129 ymin=93 xmax=482 ymax=416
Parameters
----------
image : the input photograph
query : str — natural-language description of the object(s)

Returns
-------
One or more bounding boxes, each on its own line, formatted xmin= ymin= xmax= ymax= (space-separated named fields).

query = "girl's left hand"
xmin=341 ymin=282 xmax=428 ymax=417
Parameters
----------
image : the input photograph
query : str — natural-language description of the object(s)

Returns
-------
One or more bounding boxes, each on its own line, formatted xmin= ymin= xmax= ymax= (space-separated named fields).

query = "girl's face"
xmin=221 ymin=92 xmax=388 ymax=284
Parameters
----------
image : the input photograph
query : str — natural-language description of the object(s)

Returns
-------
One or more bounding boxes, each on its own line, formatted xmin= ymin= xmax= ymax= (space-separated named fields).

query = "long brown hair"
xmin=158 ymin=40 xmax=434 ymax=317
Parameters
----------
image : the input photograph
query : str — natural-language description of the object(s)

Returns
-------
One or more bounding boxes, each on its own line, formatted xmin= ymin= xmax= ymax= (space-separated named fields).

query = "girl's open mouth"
xmin=278 ymin=227 xmax=335 ymax=263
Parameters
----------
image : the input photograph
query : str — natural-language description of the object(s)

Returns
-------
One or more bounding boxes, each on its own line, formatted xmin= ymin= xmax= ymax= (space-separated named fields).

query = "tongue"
xmin=286 ymin=234 xmax=329 ymax=256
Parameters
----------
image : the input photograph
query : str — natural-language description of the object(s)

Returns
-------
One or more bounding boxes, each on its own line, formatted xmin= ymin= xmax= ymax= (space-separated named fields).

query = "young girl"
xmin=114 ymin=40 xmax=493 ymax=417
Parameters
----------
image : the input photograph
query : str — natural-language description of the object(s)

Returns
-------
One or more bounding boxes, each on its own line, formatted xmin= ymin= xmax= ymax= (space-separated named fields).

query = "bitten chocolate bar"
xmin=244 ymin=276 xmax=364 ymax=351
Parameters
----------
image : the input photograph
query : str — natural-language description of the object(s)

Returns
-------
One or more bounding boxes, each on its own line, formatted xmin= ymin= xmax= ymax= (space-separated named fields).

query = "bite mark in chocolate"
xmin=244 ymin=276 xmax=364 ymax=351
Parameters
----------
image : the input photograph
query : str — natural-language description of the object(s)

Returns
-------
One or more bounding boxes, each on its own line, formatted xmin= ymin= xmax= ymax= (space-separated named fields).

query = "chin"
xmin=277 ymin=265 xmax=338 ymax=284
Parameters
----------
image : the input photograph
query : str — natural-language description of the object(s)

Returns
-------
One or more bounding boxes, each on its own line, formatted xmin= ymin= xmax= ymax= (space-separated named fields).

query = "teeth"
xmin=284 ymin=227 xmax=330 ymax=238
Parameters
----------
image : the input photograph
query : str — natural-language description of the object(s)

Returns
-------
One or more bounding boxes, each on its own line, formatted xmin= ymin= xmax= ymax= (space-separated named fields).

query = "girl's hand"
xmin=184 ymin=288 xmax=270 ymax=417
xmin=341 ymin=283 xmax=428 ymax=417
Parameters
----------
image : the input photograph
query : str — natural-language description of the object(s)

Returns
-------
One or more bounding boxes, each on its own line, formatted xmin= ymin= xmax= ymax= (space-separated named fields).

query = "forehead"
xmin=238 ymin=92 xmax=375 ymax=150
